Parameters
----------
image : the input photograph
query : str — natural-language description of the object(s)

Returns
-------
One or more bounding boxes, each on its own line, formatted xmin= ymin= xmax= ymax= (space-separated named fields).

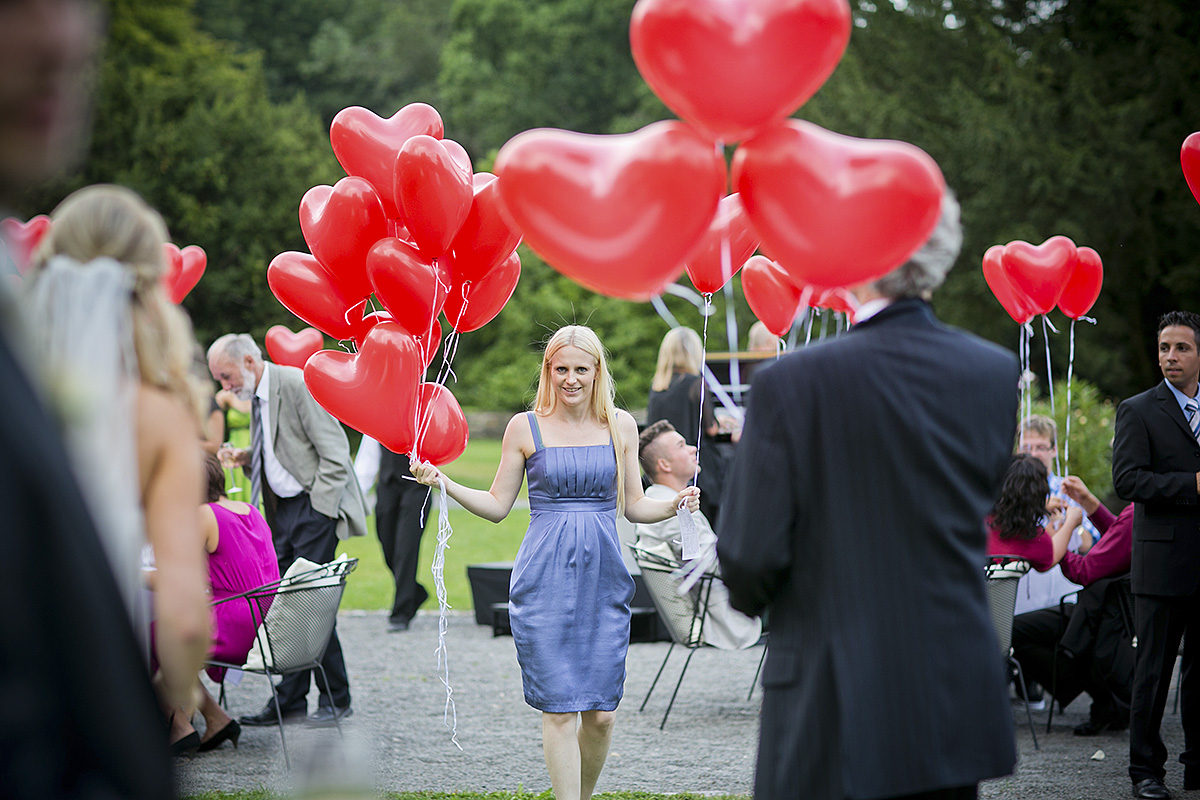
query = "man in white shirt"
xmin=634 ymin=420 xmax=760 ymax=651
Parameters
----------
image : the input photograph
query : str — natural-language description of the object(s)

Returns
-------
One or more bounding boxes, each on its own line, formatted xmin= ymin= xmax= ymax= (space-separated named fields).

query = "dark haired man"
xmin=1114 ymin=311 xmax=1200 ymax=800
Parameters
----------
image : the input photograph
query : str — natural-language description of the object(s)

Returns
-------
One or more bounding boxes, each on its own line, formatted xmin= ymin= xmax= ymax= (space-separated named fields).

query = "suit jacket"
xmin=1112 ymin=381 xmax=1200 ymax=596
xmin=717 ymin=298 xmax=1019 ymax=800
xmin=266 ymin=362 xmax=367 ymax=540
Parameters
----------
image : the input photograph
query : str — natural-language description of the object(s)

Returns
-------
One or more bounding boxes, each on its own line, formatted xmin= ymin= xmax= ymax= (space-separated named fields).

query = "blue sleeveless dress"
xmin=509 ymin=412 xmax=635 ymax=712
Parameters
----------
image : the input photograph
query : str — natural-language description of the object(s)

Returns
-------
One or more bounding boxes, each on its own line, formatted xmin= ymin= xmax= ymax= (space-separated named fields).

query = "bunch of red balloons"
xmin=492 ymin=0 xmax=947 ymax=343
xmin=982 ymin=236 xmax=1103 ymax=324
xmin=265 ymin=102 xmax=523 ymax=462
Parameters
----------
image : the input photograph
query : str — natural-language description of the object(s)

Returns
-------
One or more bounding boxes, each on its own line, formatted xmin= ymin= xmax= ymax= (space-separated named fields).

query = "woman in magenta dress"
xmin=168 ymin=453 xmax=280 ymax=754
xmin=987 ymin=453 xmax=1083 ymax=570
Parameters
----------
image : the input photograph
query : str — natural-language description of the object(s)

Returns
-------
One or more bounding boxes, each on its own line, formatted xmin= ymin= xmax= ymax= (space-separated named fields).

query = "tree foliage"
xmin=21 ymin=0 xmax=1200 ymax=412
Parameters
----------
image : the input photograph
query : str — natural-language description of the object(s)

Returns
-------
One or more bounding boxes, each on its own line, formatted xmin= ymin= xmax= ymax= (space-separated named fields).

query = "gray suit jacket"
xmin=718 ymin=299 xmax=1019 ymax=799
xmin=267 ymin=362 xmax=367 ymax=540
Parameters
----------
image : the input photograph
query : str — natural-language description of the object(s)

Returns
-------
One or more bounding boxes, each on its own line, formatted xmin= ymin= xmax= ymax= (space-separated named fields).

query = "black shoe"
xmin=1132 ymin=777 xmax=1170 ymax=799
xmin=169 ymin=731 xmax=201 ymax=758
xmin=197 ymin=719 xmax=241 ymax=752
xmin=305 ymin=706 xmax=352 ymax=728
xmin=239 ymin=703 xmax=306 ymax=727
xmin=387 ymin=617 xmax=410 ymax=632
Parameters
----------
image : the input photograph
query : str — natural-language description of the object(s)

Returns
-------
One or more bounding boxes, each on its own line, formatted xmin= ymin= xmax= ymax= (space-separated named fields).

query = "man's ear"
xmin=656 ymin=456 xmax=672 ymax=475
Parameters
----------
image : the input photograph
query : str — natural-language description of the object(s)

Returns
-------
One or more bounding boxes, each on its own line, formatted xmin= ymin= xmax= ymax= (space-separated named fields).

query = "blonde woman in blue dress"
xmin=412 ymin=324 xmax=699 ymax=800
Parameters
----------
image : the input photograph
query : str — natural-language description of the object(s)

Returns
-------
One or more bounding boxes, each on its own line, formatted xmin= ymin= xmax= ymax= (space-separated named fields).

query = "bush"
xmin=1029 ymin=377 xmax=1117 ymax=503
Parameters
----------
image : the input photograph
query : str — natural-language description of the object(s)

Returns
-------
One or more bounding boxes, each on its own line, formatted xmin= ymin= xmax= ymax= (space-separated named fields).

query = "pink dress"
xmin=206 ymin=503 xmax=279 ymax=681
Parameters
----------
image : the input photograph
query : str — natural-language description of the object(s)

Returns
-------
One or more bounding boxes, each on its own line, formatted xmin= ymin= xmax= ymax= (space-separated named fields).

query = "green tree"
xmin=23 ymin=0 xmax=342 ymax=346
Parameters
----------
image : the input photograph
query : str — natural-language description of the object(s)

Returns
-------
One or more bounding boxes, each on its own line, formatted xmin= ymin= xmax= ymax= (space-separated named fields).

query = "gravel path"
xmin=175 ymin=609 xmax=1194 ymax=799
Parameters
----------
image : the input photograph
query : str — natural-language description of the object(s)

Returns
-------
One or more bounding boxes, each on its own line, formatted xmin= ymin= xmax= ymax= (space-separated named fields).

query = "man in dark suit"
xmin=208 ymin=333 xmax=367 ymax=728
xmin=717 ymin=192 xmax=1019 ymax=800
xmin=1112 ymin=311 xmax=1200 ymax=800
xmin=356 ymin=437 xmax=431 ymax=632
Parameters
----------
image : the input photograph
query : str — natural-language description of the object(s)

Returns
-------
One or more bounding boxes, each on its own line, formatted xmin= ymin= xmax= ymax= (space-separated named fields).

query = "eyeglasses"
xmin=1020 ymin=443 xmax=1054 ymax=454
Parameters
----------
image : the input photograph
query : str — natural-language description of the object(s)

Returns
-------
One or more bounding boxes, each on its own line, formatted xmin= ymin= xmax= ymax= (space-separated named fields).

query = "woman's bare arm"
xmin=139 ymin=387 xmax=210 ymax=710
xmin=411 ymin=413 xmax=530 ymax=523
xmin=619 ymin=411 xmax=700 ymax=523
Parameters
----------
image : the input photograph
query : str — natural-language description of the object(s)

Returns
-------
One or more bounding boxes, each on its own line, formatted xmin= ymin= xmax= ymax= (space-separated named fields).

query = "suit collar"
xmin=1154 ymin=380 xmax=1198 ymax=444
xmin=850 ymin=296 xmax=934 ymax=331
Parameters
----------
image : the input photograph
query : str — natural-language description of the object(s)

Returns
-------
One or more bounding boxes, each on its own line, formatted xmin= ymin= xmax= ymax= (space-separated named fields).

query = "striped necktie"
xmin=249 ymin=396 xmax=263 ymax=506
xmin=1187 ymin=398 xmax=1200 ymax=444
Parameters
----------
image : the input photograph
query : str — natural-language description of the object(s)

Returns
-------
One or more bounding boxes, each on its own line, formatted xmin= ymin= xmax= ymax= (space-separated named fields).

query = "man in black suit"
xmin=1113 ymin=311 xmax=1200 ymax=800
xmin=718 ymin=192 xmax=1019 ymax=800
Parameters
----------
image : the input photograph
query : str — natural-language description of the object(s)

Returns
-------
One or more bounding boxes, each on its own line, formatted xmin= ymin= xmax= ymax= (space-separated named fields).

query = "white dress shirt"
xmin=255 ymin=365 xmax=303 ymax=498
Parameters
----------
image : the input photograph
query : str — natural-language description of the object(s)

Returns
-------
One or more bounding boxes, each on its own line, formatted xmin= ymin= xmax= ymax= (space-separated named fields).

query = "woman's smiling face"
xmin=549 ymin=345 xmax=596 ymax=408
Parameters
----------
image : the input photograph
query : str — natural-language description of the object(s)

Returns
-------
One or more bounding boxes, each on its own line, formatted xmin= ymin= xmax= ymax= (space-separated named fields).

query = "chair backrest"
xmin=245 ymin=557 xmax=357 ymax=673
xmin=984 ymin=559 xmax=1030 ymax=656
xmin=630 ymin=545 xmax=708 ymax=648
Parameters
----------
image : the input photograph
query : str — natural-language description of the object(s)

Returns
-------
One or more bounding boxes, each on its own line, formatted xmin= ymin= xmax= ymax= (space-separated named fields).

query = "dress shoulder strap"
xmin=526 ymin=411 xmax=545 ymax=451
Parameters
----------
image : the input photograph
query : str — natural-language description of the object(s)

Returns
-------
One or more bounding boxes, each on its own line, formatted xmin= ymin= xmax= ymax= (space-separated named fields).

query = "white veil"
xmin=24 ymin=255 xmax=148 ymax=641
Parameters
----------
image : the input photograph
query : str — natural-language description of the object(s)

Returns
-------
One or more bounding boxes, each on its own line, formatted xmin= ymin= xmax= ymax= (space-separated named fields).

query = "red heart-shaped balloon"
xmin=412 ymin=382 xmax=469 ymax=466
xmin=630 ymin=0 xmax=851 ymax=143
xmin=304 ymin=322 xmax=422 ymax=454
xmin=161 ymin=243 xmax=206 ymax=304
xmin=1183 ymin=132 xmax=1200 ymax=206
xmin=683 ymin=193 xmax=760 ymax=294
xmin=982 ymin=244 xmax=1035 ymax=325
xmin=815 ymin=288 xmax=855 ymax=316
xmin=1 ymin=215 xmax=50 ymax=275
xmin=394 ymin=135 xmax=474 ymax=258
xmin=265 ymin=325 xmax=324 ymax=369
xmin=733 ymin=120 xmax=945 ymax=291
xmin=495 ymin=121 xmax=725 ymax=300
xmin=1058 ymin=246 xmax=1103 ymax=320
xmin=299 ymin=177 xmax=387 ymax=302
xmin=346 ymin=309 xmax=439 ymax=369
xmin=445 ymin=174 xmax=522 ymax=285
xmin=1001 ymin=236 xmax=1076 ymax=315
xmin=441 ymin=138 xmax=473 ymax=176
xmin=366 ymin=237 xmax=449 ymax=338
xmin=330 ymin=103 xmax=444 ymax=218
xmin=267 ymin=251 xmax=360 ymax=341
xmin=741 ymin=255 xmax=801 ymax=337
xmin=444 ymin=250 xmax=521 ymax=333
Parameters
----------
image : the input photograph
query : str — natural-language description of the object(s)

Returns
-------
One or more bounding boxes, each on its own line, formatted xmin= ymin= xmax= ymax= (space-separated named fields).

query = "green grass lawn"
xmin=338 ymin=437 xmax=528 ymax=612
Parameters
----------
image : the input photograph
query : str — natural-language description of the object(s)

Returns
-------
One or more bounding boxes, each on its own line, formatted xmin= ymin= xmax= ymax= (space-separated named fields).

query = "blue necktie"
xmin=1187 ymin=398 xmax=1200 ymax=444
xmin=249 ymin=396 xmax=263 ymax=506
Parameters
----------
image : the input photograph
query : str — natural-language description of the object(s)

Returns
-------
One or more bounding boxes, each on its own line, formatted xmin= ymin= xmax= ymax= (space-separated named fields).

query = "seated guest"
xmin=1012 ymin=475 xmax=1135 ymax=736
xmin=1013 ymin=415 xmax=1100 ymax=616
xmin=987 ymin=453 xmax=1083 ymax=570
xmin=167 ymin=453 xmax=280 ymax=754
xmin=634 ymin=421 xmax=761 ymax=650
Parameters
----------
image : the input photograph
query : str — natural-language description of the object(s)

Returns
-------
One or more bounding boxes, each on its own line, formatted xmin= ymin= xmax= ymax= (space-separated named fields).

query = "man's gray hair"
xmin=871 ymin=189 xmax=962 ymax=300
xmin=207 ymin=333 xmax=261 ymax=363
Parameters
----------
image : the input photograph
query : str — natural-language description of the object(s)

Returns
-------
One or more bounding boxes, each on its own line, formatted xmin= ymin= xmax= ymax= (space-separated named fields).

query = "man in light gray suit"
xmin=208 ymin=333 xmax=366 ymax=727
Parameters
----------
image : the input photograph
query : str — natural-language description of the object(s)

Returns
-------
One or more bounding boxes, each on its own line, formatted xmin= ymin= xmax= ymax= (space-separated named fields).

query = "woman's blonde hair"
xmin=650 ymin=326 xmax=703 ymax=391
xmin=31 ymin=184 xmax=207 ymax=423
xmin=533 ymin=325 xmax=627 ymax=512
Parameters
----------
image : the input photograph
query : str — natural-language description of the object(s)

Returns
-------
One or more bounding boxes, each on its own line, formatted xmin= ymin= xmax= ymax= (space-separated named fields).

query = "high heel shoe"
xmin=197 ymin=719 xmax=241 ymax=752
xmin=169 ymin=731 xmax=201 ymax=758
